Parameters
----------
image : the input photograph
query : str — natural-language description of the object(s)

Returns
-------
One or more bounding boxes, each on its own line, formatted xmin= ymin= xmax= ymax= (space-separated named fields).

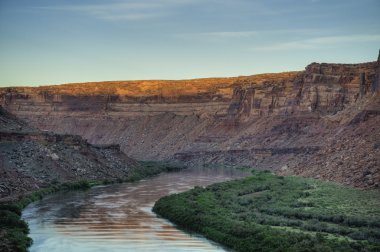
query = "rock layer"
xmin=1 ymin=54 xmax=380 ymax=188
xmin=0 ymin=106 xmax=140 ymax=202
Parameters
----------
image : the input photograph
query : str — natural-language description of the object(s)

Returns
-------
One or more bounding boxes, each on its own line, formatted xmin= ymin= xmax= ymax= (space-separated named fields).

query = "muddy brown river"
xmin=22 ymin=167 xmax=249 ymax=252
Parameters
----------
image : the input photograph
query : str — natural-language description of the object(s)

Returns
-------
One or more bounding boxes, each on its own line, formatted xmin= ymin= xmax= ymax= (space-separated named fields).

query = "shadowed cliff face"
xmin=0 ymin=106 xmax=142 ymax=202
xmin=1 ymin=58 xmax=380 ymax=188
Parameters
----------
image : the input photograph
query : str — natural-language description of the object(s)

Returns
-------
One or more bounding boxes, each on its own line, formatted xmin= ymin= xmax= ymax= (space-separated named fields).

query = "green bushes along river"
xmin=153 ymin=170 xmax=380 ymax=252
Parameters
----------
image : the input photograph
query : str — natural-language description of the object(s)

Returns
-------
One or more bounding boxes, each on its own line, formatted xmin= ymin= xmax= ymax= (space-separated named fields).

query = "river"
xmin=22 ymin=167 xmax=249 ymax=252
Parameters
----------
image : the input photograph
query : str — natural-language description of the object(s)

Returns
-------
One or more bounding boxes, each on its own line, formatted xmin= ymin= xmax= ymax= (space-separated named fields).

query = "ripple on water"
xmin=23 ymin=168 xmax=249 ymax=252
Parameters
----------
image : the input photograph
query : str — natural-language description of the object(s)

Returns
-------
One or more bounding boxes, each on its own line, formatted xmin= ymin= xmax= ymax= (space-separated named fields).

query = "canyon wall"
xmin=0 ymin=106 xmax=142 ymax=201
xmin=1 ymin=54 xmax=379 ymax=188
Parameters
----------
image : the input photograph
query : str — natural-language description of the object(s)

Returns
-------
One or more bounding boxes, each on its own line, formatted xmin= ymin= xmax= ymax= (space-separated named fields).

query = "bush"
xmin=153 ymin=170 xmax=380 ymax=252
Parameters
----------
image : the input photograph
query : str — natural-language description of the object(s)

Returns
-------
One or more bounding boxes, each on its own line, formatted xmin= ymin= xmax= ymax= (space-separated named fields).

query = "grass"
xmin=153 ymin=170 xmax=380 ymax=252
xmin=0 ymin=161 xmax=184 ymax=252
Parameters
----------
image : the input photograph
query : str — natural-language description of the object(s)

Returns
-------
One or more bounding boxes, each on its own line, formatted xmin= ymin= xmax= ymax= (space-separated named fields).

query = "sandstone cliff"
xmin=1 ymin=52 xmax=379 ymax=188
xmin=0 ymin=106 xmax=141 ymax=202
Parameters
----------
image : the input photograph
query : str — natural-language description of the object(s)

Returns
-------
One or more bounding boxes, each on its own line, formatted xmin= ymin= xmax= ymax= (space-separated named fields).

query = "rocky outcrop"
xmin=1 ymin=52 xmax=379 ymax=189
xmin=0 ymin=106 xmax=141 ymax=202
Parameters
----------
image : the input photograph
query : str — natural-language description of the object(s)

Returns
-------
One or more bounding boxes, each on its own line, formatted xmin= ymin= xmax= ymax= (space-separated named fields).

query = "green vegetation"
xmin=0 ymin=205 xmax=31 ymax=252
xmin=123 ymin=161 xmax=184 ymax=183
xmin=0 ymin=180 xmax=92 ymax=252
xmin=0 ymin=161 xmax=184 ymax=252
xmin=153 ymin=170 xmax=380 ymax=252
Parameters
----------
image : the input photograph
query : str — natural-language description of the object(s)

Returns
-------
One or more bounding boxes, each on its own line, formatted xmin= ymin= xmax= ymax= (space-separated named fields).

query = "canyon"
xmin=1 ymin=52 xmax=380 ymax=189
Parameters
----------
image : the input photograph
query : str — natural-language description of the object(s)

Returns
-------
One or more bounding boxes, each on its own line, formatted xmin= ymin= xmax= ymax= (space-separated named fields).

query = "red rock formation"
xmin=1 ymin=53 xmax=379 ymax=188
xmin=0 ymin=106 xmax=140 ymax=201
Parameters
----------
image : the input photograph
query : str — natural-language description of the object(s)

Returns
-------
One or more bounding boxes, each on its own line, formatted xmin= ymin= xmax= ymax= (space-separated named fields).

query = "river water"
xmin=22 ymin=168 xmax=249 ymax=252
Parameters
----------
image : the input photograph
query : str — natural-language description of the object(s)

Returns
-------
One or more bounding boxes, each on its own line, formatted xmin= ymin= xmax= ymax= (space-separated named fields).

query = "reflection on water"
xmin=23 ymin=167 xmax=249 ymax=252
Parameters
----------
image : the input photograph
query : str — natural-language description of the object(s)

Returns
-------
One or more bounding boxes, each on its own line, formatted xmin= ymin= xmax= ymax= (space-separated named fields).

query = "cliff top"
xmin=0 ymin=72 xmax=299 ymax=97
xmin=1 ymin=57 xmax=377 ymax=97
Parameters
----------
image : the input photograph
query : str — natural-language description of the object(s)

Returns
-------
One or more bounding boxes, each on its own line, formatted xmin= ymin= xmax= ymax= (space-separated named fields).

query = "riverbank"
xmin=23 ymin=167 xmax=248 ymax=252
xmin=153 ymin=170 xmax=380 ymax=252
xmin=0 ymin=161 xmax=184 ymax=252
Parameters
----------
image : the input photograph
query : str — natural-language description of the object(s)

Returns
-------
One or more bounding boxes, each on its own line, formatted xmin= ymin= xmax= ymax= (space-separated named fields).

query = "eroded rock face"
xmin=1 ymin=56 xmax=379 ymax=188
xmin=0 ymin=106 xmax=141 ymax=202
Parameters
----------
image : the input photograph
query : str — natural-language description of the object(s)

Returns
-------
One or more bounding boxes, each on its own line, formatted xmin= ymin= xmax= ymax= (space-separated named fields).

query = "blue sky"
xmin=0 ymin=0 xmax=379 ymax=87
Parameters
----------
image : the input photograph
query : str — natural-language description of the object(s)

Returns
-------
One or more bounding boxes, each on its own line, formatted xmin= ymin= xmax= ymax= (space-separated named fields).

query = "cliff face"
xmin=1 ymin=55 xmax=379 ymax=189
xmin=0 ymin=106 xmax=141 ymax=202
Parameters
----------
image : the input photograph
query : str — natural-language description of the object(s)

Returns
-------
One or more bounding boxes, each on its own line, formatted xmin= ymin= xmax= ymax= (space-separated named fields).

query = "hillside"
xmin=1 ymin=52 xmax=379 ymax=189
xmin=0 ymin=106 xmax=141 ymax=202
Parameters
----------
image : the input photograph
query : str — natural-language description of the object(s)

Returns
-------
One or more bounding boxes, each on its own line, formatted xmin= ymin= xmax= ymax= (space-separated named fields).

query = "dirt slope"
xmin=0 ymin=106 xmax=140 ymax=202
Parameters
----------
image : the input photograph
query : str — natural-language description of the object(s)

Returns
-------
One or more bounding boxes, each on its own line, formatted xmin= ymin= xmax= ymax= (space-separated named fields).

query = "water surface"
xmin=23 ymin=167 xmax=248 ymax=252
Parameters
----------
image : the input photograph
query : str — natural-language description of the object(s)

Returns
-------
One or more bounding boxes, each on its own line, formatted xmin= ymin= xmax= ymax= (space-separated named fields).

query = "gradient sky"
xmin=0 ymin=0 xmax=379 ymax=87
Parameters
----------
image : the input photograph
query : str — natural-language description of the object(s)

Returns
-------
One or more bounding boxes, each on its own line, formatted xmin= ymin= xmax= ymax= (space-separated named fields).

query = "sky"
xmin=0 ymin=0 xmax=379 ymax=87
